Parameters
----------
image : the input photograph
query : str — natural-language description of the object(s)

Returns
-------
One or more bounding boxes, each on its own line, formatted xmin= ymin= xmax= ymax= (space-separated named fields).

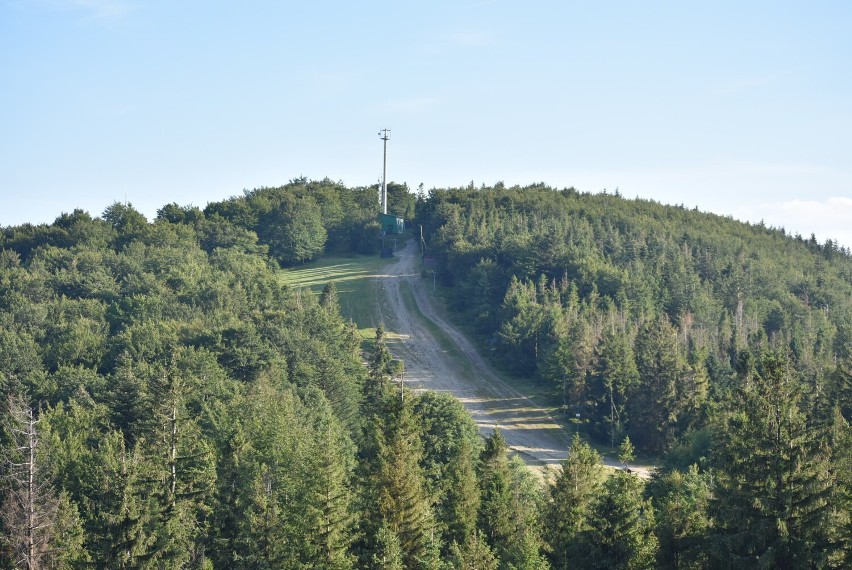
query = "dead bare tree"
xmin=1 ymin=394 xmax=58 ymax=570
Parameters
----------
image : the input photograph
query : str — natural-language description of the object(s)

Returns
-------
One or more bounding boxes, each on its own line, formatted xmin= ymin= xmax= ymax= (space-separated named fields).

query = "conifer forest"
xmin=2 ymin=179 xmax=852 ymax=568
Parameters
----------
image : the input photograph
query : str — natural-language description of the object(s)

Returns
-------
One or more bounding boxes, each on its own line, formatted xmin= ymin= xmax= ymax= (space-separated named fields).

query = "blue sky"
xmin=2 ymin=1 xmax=851 ymax=246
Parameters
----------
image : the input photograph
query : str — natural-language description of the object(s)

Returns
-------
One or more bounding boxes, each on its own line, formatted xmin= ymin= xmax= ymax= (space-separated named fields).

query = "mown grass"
xmin=280 ymin=254 xmax=397 ymax=343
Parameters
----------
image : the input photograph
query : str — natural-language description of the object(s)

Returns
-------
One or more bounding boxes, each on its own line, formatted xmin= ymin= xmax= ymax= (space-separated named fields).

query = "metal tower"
xmin=378 ymin=128 xmax=390 ymax=214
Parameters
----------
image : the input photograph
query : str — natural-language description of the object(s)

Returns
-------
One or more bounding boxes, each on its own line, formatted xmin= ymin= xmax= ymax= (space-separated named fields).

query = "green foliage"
xmin=648 ymin=465 xmax=711 ymax=569
xmin=448 ymin=530 xmax=499 ymax=570
xmin=589 ymin=330 xmax=639 ymax=446
xmin=478 ymin=429 xmax=548 ymax=569
xmin=585 ymin=470 xmax=658 ymax=569
xmin=319 ymin=281 xmax=340 ymax=313
xmin=202 ymin=178 xmax=397 ymax=262
xmin=543 ymin=434 xmax=604 ymax=569
xmin=0 ymin=199 xmax=370 ymax=567
xmin=412 ymin=391 xmax=482 ymax=551
xmin=371 ymin=523 xmax=405 ymax=570
xmin=418 ymin=182 xmax=852 ymax=460
xmin=710 ymin=350 xmax=834 ymax=567
xmin=478 ymin=430 xmax=513 ymax=557
xmin=3 ymin=181 xmax=852 ymax=566
xmin=629 ymin=315 xmax=690 ymax=453
xmin=384 ymin=407 xmax=438 ymax=566
xmin=259 ymin=194 xmax=327 ymax=265
xmin=618 ymin=436 xmax=635 ymax=466
xmin=222 ymin=380 xmax=357 ymax=568
xmin=102 ymin=202 xmax=149 ymax=249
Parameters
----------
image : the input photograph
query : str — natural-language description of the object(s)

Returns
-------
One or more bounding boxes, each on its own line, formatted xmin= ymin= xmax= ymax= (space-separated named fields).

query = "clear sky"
xmin=2 ymin=1 xmax=851 ymax=247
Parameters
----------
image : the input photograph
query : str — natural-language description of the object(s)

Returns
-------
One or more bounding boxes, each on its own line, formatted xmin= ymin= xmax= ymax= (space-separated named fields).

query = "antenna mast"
xmin=378 ymin=128 xmax=390 ymax=214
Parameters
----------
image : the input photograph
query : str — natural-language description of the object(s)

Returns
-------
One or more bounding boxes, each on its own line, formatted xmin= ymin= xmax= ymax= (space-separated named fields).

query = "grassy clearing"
xmin=280 ymin=254 xmax=397 ymax=342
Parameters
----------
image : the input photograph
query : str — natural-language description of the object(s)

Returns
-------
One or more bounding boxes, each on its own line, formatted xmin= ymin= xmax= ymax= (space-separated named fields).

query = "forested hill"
xmin=0 ymin=198 xmax=541 ymax=568
xmin=418 ymin=183 xmax=852 ymax=449
xmin=1 ymin=181 xmax=852 ymax=568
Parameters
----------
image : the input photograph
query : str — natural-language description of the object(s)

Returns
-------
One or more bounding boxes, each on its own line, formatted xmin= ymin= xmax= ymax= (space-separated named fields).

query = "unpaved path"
xmin=372 ymin=239 xmax=647 ymax=477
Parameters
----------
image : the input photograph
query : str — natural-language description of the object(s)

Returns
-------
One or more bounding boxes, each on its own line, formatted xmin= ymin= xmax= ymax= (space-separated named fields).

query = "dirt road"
xmin=373 ymin=239 xmax=641 ymax=476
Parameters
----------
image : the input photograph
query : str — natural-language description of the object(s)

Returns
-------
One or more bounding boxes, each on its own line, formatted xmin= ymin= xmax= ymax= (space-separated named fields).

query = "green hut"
xmin=379 ymin=213 xmax=405 ymax=235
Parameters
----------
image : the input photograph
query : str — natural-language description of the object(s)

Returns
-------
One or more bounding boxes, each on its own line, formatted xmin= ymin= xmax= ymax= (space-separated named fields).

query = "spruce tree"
xmin=588 ymin=329 xmax=639 ymax=447
xmin=442 ymin=437 xmax=481 ymax=550
xmin=86 ymin=430 xmax=160 ymax=568
xmin=319 ymin=281 xmax=340 ymax=314
xmin=711 ymin=350 xmax=834 ymax=568
xmin=412 ymin=390 xmax=482 ymax=551
xmin=629 ymin=316 xmax=685 ymax=453
xmin=1 ymin=395 xmax=89 ymax=569
xmin=478 ymin=429 xmax=548 ymax=569
xmin=299 ymin=387 xmax=356 ymax=570
xmin=585 ymin=470 xmax=658 ymax=569
xmin=543 ymin=434 xmax=604 ymax=570
xmin=649 ymin=464 xmax=711 ymax=570
xmin=831 ymin=408 xmax=852 ymax=566
xmin=448 ymin=530 xmax=499 ymax=570
xmin=146 ymin=363 xmax=216 ymax=567
xmin=364 ymin=324 xmax=394 ymax=413
xmin=372 ymin=523 xmax=404 ymax=570
xmin=504 ymin=455 xmax=550 ymax=569
xmin=374 ymin=405 xmax=437 ymax=569
xmin=478 ymin=429 xmax=513 ymax=559
xmin=227 ymin=379 xmax=355 ymax=569
xmin=827 ymin=358 xmax=852 ymax=565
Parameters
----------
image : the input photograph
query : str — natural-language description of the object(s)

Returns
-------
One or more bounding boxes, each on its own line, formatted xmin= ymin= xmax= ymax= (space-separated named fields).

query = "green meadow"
xmin=280 ymin=254 xmax=397 ymax=341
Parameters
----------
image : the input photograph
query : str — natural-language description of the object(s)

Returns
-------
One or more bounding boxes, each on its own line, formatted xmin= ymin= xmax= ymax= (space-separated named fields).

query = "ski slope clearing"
xmin=374 ymin=240 xmax=650 ymax=478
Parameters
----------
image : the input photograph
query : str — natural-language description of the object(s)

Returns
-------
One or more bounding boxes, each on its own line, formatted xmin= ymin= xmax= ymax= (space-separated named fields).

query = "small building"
xmin=379 ymin=213 xmax=405 ymax=235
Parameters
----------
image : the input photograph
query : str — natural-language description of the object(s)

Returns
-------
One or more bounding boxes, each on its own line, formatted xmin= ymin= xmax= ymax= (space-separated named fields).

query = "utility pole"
xmin=378 ymin=128 xmax=390 ymax=214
